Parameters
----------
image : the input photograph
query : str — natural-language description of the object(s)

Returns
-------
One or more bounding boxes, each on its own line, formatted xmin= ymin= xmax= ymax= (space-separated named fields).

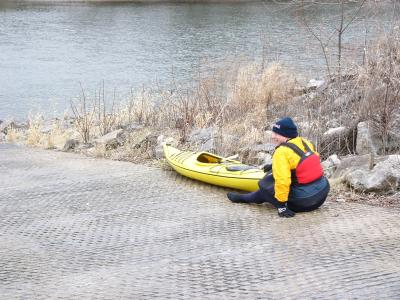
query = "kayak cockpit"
xmin=197 ymin=153 xmax=222 ymax=164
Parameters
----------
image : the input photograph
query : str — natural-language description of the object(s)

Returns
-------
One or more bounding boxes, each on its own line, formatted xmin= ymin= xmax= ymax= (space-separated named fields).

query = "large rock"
xmin=134 ymin=133 xmax=158 ymax=150
xmin=0 ymin=120 xmax=28 ymax=135
xmin=321 ymin=154 xmax=341 ymax=178
xmin=157 ymin=135 xmax=176 ymax=147
xmin=199 ymin=138 xmax=215 ymax=152
xmin=154 ymin=135 xmax=176 ymax=159
xmin=333 ymin=154 xmax=372 ymax=178
xmin=188 ymin=127 xmax=214 ymax=144
xmin=154 ymin=146 xmax=164 ymax=159
xmin=188 ymin=127 xmax=217 ymax=152
xmin=0 ymin=120 xmax=9 ymax=134
xmin=94 ymin=129 xmax=125 ymax=149
xmin=386 ymin=131 xmax=400 ymax=153
xmin=356 ymin=121 xmax=377 ymax=155
xmin=357 ymin=121 xmax=400 ymax=155
xmin=344 ymin=155 xmax=400 ymax=192
xmin=62 ymin=139 xmax=79 ymax=152
xmin=320 ymin=124 xmax=357 ymax=158
xmin=256 ymin=152 xmax=272 ymax=165
xmin=78 ymin=143 xmax=94 ymax=150
xmin=306 ymin=79 xmax=327 ymax=92
xmin=239 ymin=143 xmax=276 ymax=165
xmin=323 ymin=126 xmax=347 ymax=136
xmin=121 ymin=122 xmax=144 ymax=132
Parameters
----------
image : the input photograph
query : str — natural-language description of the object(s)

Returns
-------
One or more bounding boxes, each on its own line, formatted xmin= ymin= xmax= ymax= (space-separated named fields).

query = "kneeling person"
xmin=228 ymin=117 xmax=330 ymax=218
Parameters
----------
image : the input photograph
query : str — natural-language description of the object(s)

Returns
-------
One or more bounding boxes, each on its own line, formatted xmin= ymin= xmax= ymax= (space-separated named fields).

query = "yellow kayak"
xmin=163 ymin=144 xmax=265 ymax=191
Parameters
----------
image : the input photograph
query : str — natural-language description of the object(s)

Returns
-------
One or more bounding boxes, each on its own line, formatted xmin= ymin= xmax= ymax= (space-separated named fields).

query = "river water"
xmin=0 ymin=1 xmax=395 ymax=119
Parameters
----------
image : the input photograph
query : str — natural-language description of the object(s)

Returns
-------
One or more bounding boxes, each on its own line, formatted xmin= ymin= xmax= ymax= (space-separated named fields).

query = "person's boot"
xmin=227 ymin=192 xmax=247 ymax=203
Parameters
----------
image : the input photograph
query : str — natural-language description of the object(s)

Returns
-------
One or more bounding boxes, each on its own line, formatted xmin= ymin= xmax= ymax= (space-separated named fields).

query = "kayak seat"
xmin=197 ymin=153 xmax=222 ymax=164
xmin=226 ymin=165 xmax=256 ymax=171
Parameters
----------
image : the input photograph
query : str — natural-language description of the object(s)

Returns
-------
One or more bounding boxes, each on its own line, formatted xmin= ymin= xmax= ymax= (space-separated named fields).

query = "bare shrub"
xmin=114 ymin=87 xmax=159 ymax=132
xmin=357 ymin=27 xmax=400 ymax=153
xmin=151 ymin=74 xmax=226 ymax=141
xmin=95 ymin=81 xmax=117 ymax=136
xmin=70 ymin=84 xmax=96 ymax=144
xmin=291 ymin=26 xmax=400 ymax=158
xmin=295 ymin=0 xmax=370 ymax=79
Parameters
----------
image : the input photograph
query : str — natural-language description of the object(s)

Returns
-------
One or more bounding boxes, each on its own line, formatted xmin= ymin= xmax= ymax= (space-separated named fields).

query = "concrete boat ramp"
xmin=0 ymin=143 xmax=399 ymax=299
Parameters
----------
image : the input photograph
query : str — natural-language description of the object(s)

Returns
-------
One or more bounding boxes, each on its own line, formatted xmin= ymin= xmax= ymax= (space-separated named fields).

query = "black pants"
xmin=236 ymin=175 xmax=329 ymax=213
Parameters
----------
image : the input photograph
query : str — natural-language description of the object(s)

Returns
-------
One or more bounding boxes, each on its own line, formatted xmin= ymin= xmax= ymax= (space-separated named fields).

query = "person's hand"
xmin=262 ymin=164 xmax=272 ymax=173
xmin=277 ymin=205 xmax=295 ymax=218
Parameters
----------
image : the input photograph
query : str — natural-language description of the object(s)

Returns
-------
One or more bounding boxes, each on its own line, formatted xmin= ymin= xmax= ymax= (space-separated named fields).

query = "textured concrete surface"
xmin=0 ymin=143 xmax=399 ymax=299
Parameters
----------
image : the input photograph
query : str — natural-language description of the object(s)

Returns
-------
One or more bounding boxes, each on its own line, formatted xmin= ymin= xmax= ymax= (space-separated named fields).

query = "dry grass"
xmin=103 ymin=61 xmax=298 ymax=147
xmin=46 ymin=121 xmax=71 ymax=150
xmin=25 ymin=114 xmax=43 ymax=146
xmin=117 ymin=89 xmax=156 ymax=128
xmin=5 ymin=128 xmax=17 ymax=143
xmin=225 ymin=62 xmax=300 ymax=128
xmin=16 ymin=60 xmax=290 ymax=158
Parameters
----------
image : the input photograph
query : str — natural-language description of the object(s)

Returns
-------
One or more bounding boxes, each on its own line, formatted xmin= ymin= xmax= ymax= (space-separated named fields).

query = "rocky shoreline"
xmin=2 ymin=120 xmax=399 ymax=207
xmin=2 ymin=74 xmax=399 ymax=206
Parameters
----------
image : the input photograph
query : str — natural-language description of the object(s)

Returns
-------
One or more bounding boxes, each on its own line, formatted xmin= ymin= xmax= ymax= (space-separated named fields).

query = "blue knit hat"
xmin=272 ymin=117 xmax=298 ymax=138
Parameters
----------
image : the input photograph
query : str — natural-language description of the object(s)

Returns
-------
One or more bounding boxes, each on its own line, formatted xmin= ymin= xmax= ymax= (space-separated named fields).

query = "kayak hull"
xmin=163 ymin=144 xmax=264 ymax=192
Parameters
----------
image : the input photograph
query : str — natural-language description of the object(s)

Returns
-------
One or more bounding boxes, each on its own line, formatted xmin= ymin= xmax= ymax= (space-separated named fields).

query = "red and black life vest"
xmin=281 ymin=140 xmax=324 ymax=185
